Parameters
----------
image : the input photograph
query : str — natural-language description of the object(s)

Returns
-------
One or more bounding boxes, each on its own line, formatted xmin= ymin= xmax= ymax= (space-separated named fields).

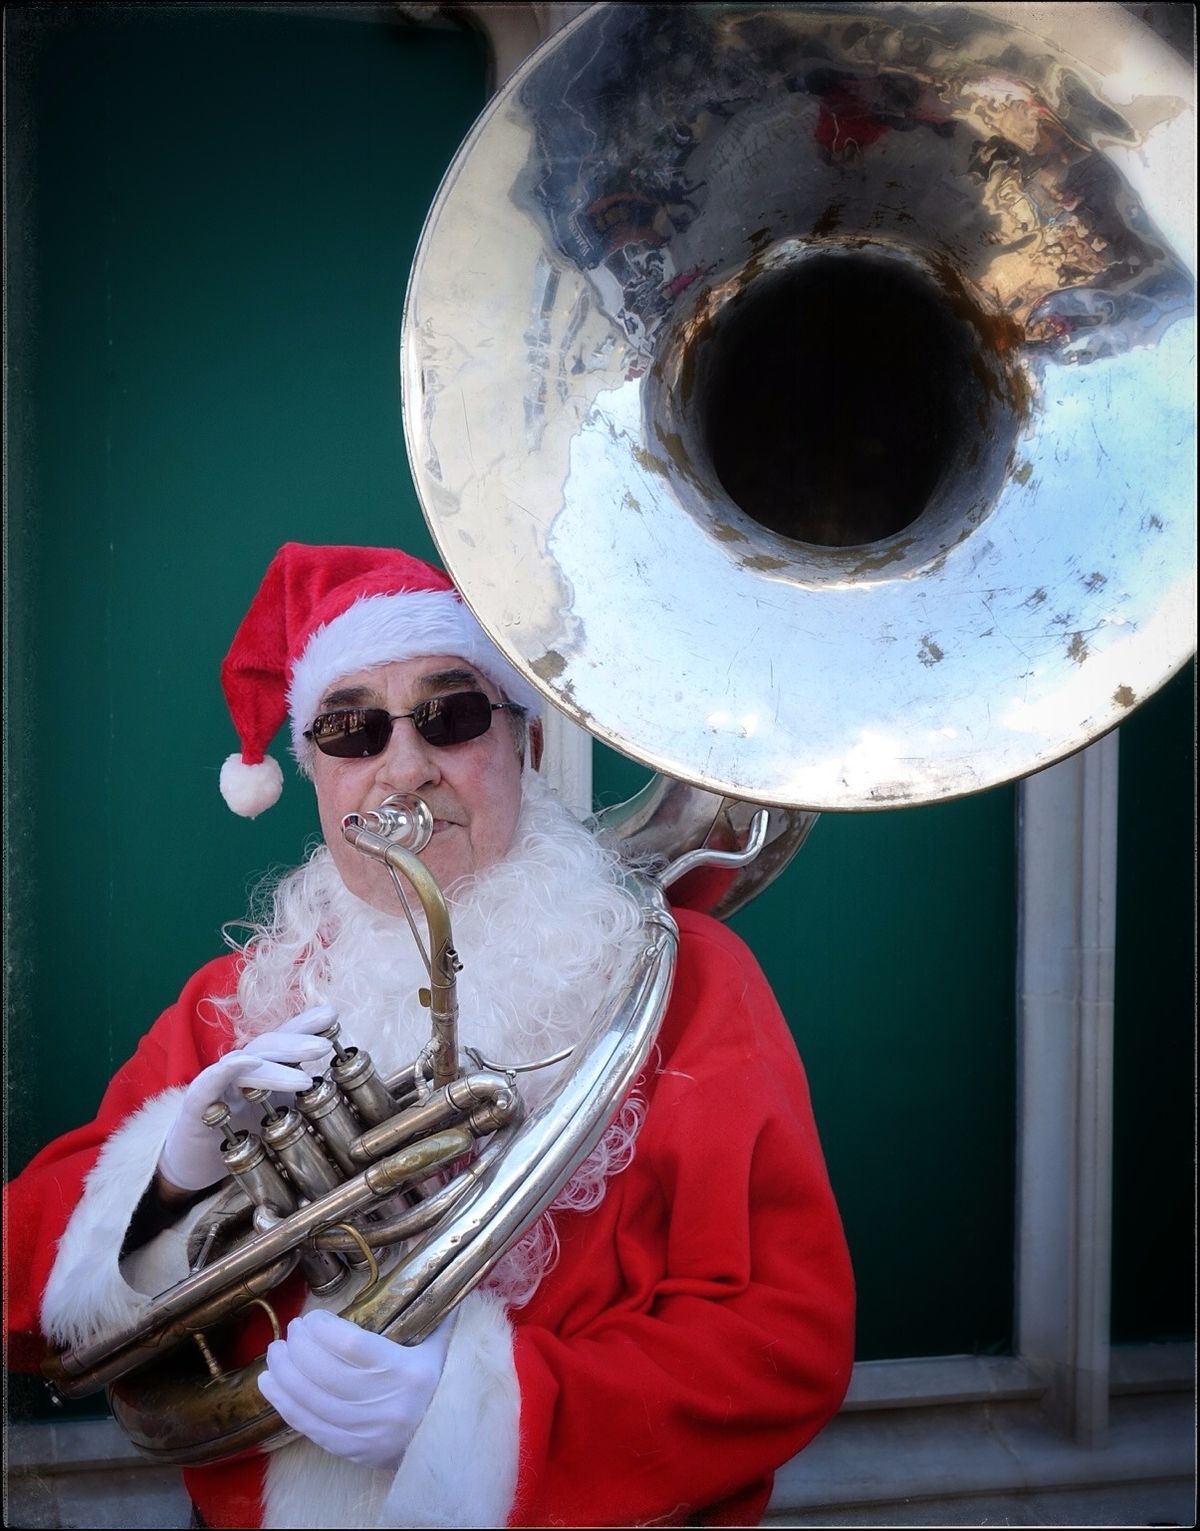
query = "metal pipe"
xmin=48 ymin=1128 xmax=473 ymax=1392
xmin=340 ymin=820 xmax=460 ymax=1088
xmin=348 ymin=1071 xmax=517 ymax=1165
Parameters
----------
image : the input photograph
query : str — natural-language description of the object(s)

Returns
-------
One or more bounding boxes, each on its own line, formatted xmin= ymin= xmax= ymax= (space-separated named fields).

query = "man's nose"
xmin=373 ymin=717 xmax=442 ymax=795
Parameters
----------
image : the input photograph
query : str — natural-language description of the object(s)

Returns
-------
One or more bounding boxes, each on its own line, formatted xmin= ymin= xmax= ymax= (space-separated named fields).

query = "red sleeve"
xmin=3 ymin=954 xmax=241 ymax=1368
xmin=509 ymin=910 xmax=855 ymax=1527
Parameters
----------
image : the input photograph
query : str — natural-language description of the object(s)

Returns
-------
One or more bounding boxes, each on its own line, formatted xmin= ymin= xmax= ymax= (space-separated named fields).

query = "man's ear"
xmin=529 ymin=718 xmax=544 ymax=772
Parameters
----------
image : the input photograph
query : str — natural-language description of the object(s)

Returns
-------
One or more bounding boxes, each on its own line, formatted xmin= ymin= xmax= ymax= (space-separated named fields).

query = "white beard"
xmin=218 ymin=770 xmax=648 ymax=1305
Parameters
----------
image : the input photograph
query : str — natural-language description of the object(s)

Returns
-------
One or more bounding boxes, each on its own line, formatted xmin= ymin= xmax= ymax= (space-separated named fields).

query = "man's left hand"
xmin=258 ymin=1308 xmax=450 ymax=1472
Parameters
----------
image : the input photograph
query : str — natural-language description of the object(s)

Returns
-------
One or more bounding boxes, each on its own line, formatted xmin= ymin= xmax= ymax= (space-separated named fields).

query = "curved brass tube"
xmin=340 ymin=820 xmax=460 ymax=1088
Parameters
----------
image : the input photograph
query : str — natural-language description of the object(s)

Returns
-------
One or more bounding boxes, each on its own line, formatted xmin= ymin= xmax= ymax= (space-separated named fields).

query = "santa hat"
xmin=218 ymin=542 xmax=542 ymax=818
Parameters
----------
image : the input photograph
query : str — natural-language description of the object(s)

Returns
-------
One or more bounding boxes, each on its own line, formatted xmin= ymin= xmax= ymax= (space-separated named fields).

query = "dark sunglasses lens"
xmin=311 ymin=708 xmax=393 ymax=758
xmin=416 ymin=691 xmax=493 ymax=746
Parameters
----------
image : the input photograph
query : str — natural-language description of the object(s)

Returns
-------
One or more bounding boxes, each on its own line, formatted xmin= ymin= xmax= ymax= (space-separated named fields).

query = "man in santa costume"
xmin=5 ymin=542 xmax=854 ymax=1529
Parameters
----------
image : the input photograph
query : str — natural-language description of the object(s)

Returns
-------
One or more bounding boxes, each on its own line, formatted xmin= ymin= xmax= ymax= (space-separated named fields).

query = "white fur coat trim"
xmin=382 ymin=1290 xmax=520 ymax=1528
xmin=40 ymin=1088 xmax=186 ymax=1350
xmin=262 ymin=1291 xmax=519 ymax=1530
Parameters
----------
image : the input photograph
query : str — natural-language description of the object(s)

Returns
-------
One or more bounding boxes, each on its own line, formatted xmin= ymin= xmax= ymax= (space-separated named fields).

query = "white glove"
xmin=257 ymin=1308 xmax=450 ymax=1472
xmin=157 ymin=1003 xmax=338 ymax=1194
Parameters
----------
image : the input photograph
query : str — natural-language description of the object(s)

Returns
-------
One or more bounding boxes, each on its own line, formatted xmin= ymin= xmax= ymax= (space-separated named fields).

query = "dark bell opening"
xmin=702 ymin=254 xmax=976 ymax=547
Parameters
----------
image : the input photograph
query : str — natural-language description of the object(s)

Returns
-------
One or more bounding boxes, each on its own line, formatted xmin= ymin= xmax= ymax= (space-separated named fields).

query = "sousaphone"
xmin=47 ymin=0 xmax=1195 ymax=1464
xmin=405 ymin=1 xmax=1195 ymax=808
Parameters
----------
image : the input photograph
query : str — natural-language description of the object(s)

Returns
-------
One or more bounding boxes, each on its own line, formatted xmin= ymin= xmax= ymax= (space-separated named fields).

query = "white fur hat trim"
xmin=287 ymin=588 xmax=542 ymax=762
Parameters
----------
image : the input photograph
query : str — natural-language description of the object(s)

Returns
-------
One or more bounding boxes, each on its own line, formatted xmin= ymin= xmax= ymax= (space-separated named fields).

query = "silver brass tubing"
xmin=43 ymin=1251 xmax=301 ymax=1398
xmin=349 ymin=1072 xmax=516 ymax=1166
xmin=225 ymin=1135 xmax=360 ymax=1285
xmin=257 ymin=1110 xmax=365 ymax=1275
xmin=380 ymin=1061 xmax=423 ymax=1099
xmin=192 ymin=1124 xmax=344 ymax=1294
xmin=51 ymin=1128 xmax=475 ymax=1391
xmin=362 ymin=1130 xmax=473 ymax=1197
xmin=81 ymin=881 xmax=676 ymax=1458
xmin=349 ymin=882 xmax=678 ymax=1346
xmin=294 ymin=1077 xmax=364 ymax=1177
xmin=465 ymin=1088 xmax=522 ymax=1137
xmin=659 ymin=808 xmax=771 ymax=890
xmin=348 ymin=1096 xmax=463 ymax=1166
xmin=386 ymin=866 xmax=433 ymax=975
xmin=330 ymin=1048 xmax=396 ymax=1127
xmin=311 ymin=1137 xmax=507 ymax=1251
xmin=186 ymin=1184 xmax=253 ymax=1273
xmin=298 ymin=1249 xmax=350 ymax=1296
xmin=260 ymin=1110 xmax=341 ymax=1199
xmin=339 ymin=822 xmax=459 ymax=1089
xmin=221 ymin=1134 xmax=298 ymax=1221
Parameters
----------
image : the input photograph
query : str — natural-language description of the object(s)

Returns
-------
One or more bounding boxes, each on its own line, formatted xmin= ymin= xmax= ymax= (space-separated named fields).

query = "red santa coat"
xmin=5 ymin=908 xmax=854 ymax=1528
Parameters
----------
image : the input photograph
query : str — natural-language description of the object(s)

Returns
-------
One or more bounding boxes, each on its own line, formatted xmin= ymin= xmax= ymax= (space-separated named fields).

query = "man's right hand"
xmin=157 ymin=1003 xmax=338 ymax=1195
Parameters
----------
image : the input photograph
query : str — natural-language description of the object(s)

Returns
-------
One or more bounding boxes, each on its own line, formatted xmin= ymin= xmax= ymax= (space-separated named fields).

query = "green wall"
xmin=5 ymin=5 xmax=485 ymax=1422
xmin=5 ymin=1 xmax=472 ymax=1148
xmin=4 ymin=4 xmax=1191 ymax=1425
xmin=1111 ymin=661 xmax=1195 ymax=1345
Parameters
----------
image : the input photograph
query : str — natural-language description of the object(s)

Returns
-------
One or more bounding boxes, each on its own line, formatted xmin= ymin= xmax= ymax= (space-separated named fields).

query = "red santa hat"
xmin=218 ymin=542 xmax=542 ymax=818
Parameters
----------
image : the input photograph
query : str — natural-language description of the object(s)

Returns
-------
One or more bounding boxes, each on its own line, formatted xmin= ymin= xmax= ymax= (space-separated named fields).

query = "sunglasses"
xmin=304 ymin=690 xmax=523 ymax=758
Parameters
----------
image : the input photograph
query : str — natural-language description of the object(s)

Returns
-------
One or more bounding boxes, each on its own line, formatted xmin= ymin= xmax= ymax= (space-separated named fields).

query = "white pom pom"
xmin=219 ymin=753 xmax=284 ymax=818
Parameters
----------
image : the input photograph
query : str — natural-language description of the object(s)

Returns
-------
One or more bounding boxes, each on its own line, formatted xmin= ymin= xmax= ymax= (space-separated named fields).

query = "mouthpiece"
xmin=342 ymin=793 xmax=434 ymax=853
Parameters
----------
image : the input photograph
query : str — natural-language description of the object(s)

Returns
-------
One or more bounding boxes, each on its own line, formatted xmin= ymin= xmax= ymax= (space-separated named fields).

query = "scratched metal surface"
xmin=402 ymin=1 xmax=1195 ymax=809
